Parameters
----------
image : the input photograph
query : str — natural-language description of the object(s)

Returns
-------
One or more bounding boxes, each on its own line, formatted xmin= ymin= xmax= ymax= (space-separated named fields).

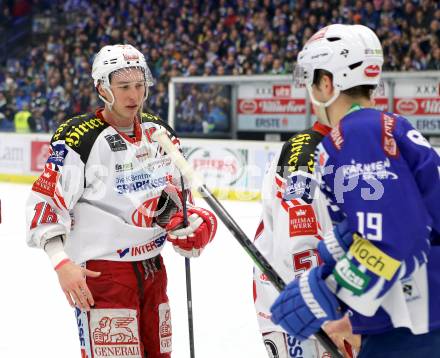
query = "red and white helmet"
xmin=92 ymin=44 xmax=154 ymax=108
xmin=294 ymin=24 xmax=384 ymax=125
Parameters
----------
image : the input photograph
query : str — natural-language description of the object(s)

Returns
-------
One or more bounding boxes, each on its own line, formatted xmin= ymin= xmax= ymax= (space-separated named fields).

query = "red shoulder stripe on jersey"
xmin=275 ymin=175 xmax=284 ymax=189
xmin=381 ymin=112 xmax=399 ymax=158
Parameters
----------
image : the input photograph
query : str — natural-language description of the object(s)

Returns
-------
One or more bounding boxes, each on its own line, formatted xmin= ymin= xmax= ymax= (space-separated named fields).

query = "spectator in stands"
xmin=205 ymin=98 xmax=227 ymax=133
xmin=13 ymin=103 xmax=33 ymax=133
xmin=0 ymin=0 xmax=438 ymax=133
xmin=428 ymin=48 xmax=440 ymax=70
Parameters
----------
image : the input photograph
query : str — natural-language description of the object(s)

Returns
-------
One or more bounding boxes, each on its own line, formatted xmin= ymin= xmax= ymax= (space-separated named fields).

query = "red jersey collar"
xmin=312 ymin=121 xmax=331 ymax=136
xmin=96 ymin=108 xmax=142 ymax=144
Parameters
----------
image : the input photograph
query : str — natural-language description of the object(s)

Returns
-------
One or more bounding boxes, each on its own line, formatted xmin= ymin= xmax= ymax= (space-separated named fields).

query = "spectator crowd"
xmin=0 ymin=0 xmax=439 ymax=133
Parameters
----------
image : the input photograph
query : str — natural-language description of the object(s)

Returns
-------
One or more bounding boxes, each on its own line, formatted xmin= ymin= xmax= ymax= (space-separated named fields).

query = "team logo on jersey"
xmin=90 ymin=308 xmax=141 ymax=358
xmin=159 ymin=303 xmax=172 ymax=353
xmin=105 ymin=134 xmax=128 ymax=152
xmin=131 ymin=197 xmax=160 ymax=227
xmin=284 ymin=173 xmax=317 ymax=203
xmin=47 ymin=143 xmax=67 ymax=167
xmin=341 ymin=158 xmax=398 ymax=180
xmin=288 ymin=204 xmax=318 ymax=237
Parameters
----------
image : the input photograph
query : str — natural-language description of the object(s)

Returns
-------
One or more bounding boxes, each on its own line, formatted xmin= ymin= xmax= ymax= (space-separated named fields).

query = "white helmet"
xmin=294 ymin=24 xmax=384 ymax=126
xmin=92 ymin=44 xmax=154 ymax=109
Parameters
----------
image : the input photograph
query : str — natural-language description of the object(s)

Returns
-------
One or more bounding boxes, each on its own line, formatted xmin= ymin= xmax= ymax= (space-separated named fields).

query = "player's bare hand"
xmin=324 ymin=315 xmax=361 ymax=357
xmin=55 ymin=261 xmax=101 ymax=311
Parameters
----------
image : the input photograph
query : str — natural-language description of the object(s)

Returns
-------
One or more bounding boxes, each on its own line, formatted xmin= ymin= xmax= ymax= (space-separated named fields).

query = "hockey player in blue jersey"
xmin=270 ymin=24 xmax=440 ymax=357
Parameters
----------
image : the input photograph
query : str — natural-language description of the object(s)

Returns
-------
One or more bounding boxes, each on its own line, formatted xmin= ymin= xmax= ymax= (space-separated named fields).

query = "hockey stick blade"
xmin=152 ymin=128 xmax=343 ymax=358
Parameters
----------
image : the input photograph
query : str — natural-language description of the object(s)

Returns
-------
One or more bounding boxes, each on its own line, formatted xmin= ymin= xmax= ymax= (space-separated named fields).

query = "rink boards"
xmin=0 ymin=132 xmax=282 ymax=201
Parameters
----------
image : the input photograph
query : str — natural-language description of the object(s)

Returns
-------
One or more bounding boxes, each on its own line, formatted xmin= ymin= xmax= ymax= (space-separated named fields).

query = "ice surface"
xmin=0 ymin=183 xmax=267 ymax=358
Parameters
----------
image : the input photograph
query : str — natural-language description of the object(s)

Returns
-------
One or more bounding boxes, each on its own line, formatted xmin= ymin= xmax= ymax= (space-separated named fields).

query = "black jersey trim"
xmin=277 ymin=128 xmax=325 ymax=178
xmin=51 ymin=113 xmax=109 ymax=163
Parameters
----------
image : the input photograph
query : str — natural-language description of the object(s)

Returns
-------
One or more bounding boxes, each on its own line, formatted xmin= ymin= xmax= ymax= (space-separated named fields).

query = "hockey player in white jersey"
xmin=25 ymin=44 xmax=217 ymax=358
xmin=253 ymin=114 xmax=359 ymax=356
xmin=270 ymin=24 xmax=440 ymax=358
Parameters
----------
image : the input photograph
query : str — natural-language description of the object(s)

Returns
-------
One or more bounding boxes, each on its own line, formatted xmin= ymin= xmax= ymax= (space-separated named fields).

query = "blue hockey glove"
xmin=270 ymin=266 xmax=343 ymax=340
xmin=318 ymin=220 xmax=354 ymax=267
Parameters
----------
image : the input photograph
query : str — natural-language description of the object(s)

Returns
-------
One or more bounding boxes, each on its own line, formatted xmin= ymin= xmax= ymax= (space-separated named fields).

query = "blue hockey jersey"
xmin=316 ymin=108 xmax=440 ymax=335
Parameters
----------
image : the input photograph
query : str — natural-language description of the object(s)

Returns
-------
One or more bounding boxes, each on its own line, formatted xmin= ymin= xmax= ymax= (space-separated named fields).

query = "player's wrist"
xmin=54 ymin=257 xmax=71 ymax=271
xmin=318 ymin=221 xmax=353 ymax=266
xmin=43 ymin=235 xmax=71 ymax=269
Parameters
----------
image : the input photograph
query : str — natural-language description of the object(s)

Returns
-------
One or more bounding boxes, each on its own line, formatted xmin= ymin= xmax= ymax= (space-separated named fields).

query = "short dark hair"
xmin=313 ymin=69 xmax=375 ymax=100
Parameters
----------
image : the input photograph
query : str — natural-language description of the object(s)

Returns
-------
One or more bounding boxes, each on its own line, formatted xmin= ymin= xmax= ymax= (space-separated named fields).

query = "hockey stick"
xmin=180 ymin=176 xmax=196 ymax=358
xmin=153 ymin=128 xmax=343 ymax=358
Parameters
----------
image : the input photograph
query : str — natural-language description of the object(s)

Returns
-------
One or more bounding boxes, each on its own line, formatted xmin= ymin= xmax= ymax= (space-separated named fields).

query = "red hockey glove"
xmin=166 ymin=207 xmax=217 ymax=258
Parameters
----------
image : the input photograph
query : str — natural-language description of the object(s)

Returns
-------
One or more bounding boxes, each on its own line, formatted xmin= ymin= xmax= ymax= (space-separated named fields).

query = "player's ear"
xmin=97 ymin=83 xmax=108 ymax=100
xmin=322 ymin=74 xmax=334 ymax=96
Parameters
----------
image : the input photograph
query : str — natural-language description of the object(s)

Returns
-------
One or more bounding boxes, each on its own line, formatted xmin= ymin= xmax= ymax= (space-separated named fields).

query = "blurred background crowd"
xmin=0 ymin=0 xmax=439 ymax=133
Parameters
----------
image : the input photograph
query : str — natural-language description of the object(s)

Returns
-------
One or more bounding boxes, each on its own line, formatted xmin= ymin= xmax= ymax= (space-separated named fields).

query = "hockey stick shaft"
xmin=180 ymin=176 xmax=196 ymax=358
xmin=153 ymin=129 xmax=342 ymax=358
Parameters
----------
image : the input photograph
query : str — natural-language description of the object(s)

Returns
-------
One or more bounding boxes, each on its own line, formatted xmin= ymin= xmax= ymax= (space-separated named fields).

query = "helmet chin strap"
xmin=307 ymin=85 xmax=340 ymax=128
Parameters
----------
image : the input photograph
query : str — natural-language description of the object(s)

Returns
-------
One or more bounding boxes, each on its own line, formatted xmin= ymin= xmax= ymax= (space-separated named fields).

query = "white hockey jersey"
xmin=253 ymin=122 xmax=334 ymax=333
xmin=26 ymin=110 xmax=183 ymax=264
